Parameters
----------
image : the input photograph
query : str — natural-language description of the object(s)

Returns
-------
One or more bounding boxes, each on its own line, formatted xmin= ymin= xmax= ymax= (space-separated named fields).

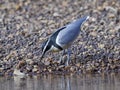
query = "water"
xmin=0 ymin=73 xmax=120 ymax=90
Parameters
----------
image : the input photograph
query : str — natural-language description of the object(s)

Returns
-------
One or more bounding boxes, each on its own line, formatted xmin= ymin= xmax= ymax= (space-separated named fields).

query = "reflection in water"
xmin=0 ymin=73 xmax=120 ymax=90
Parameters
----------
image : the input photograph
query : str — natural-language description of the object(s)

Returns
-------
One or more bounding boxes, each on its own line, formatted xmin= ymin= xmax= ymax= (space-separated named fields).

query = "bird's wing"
xmin=51 ymin=16 xmax=89 ymax=48
xmin=51 ymin=26 xmax=66 ymax=37
xmin=56 ymin=26 xmax=80 ymax=47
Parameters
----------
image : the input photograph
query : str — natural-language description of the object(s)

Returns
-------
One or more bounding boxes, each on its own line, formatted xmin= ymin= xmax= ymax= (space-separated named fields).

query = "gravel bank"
xmin=0 ymin=0 xmax=120 ymax=76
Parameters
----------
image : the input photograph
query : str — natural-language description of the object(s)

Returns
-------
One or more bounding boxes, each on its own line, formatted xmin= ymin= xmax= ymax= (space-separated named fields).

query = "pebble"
xmin=13 ymin=69 xmax=25 ymax=76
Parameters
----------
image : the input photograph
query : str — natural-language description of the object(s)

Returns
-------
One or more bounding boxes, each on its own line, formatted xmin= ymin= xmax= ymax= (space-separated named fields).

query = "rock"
xmin=13 ymin=69 xmax=25 ymax=76
xmin=16 ymin=60 xmax=26 ymax=69
xmin=70 ymin=66 xmax=76 ymax=72
xmin=32 ymin=65 xmax=39 ymax=73
xmin=53 ymin=12 xmax=61 ymax=17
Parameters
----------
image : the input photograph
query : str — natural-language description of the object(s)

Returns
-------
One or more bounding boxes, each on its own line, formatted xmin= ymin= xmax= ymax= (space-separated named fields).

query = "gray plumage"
xmin=56 ymin=16 xmax=89 ymax=48
xmin=41 ymin=16 xmax=89 ymax=65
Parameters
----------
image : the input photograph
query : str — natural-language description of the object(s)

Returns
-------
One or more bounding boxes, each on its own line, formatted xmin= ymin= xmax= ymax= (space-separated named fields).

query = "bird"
xmin=41 ymin=16 xmax=89 ymax=66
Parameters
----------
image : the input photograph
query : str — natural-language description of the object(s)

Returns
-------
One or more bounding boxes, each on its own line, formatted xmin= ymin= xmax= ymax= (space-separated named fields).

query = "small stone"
xmin=70 ymin=66 xmax=76 ymax=72
xmin=33 ymin=66 xmax=38 ymax=72
xmin=62 ymin=1 xmax=68 ymax=7
xmin=26 ymin=59 xmax=33 ymax=64
xmin=16 ymin=60 xmax=26 ymax=69
xmin=76 ymin=63 xmax=81 ymax=67
xmin=91 ymin=17 xmax=96 ymax=22
xmin=98 ymin=44 xmax=105 ymax=49
xmin=13 ymin=69 xmax=25 ymax=76
xmin=44 ymin=60 xmax=50 ymax=66
xmin=109 ymin=14 xmax=115 ymax=18
xmin=90 ymin=31 xmax=97 ymax=37
xmin=97 ymin=6 xmax=103 ymax=11
xmin=53 ymin=12 xmax=61 ymax=17
xmin=95 ymin=62 xmax=99 ymax=67
xmin=48 ymin=69 xmax=52 ymax=73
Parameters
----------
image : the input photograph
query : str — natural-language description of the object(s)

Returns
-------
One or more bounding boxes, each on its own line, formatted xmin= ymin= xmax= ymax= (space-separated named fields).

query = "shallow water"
xmin=0 ymin=73 xmax=120 ymax=90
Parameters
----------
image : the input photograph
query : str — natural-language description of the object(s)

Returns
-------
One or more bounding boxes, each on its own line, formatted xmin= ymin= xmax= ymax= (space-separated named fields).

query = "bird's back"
xmin=55 ymin=16 xmax=89 ymax=48
xmin=56 ymin=25 xmax=80 ymax=47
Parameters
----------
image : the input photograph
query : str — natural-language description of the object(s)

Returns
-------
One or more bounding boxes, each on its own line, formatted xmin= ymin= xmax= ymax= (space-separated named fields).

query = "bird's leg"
xmin=65 ymin=48 xmax=71 ymax=66
xmin=58 ymin=50 xmax=65 ymax=64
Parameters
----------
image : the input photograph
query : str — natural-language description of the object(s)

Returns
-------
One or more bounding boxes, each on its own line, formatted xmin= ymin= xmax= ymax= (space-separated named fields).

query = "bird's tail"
xmin=78 ymin=15 xmax=90 ymax=23
xmin=71 ymin=15 xmax=90 ymax=26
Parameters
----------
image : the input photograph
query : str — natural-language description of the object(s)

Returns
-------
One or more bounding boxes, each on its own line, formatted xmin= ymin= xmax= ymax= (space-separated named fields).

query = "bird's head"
xmin=41 ymin=39 xmax=51 ymax=59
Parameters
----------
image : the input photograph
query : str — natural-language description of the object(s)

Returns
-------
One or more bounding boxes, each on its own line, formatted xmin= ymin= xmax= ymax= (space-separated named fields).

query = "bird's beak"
xmin=40 ymin=52 xmax=45 ymax=60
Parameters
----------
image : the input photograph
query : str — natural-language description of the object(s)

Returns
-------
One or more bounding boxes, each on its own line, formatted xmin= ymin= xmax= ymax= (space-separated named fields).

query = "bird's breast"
xmin=49 ymin=45 xmax=62 ymax=52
